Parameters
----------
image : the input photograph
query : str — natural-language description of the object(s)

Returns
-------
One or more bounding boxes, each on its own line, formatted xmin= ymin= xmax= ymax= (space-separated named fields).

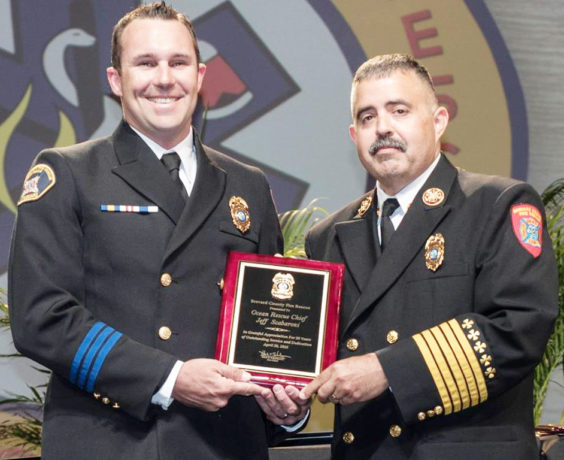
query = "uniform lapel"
xmin=343 ymin=155 xmax=458 ymax=332
xmin=111 ymin=122 xmax=185 ymax=224
xmin=335 ymin=193 xmax=377 ymax=292
xmin=164 ymin=133 xmax=226 ymax=260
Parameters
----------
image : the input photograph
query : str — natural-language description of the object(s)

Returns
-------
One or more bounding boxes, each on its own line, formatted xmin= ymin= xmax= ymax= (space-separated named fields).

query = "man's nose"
xmin=155 ymin=63 xmax=174 ymax=86
xmin=376 ymin=114 xmax=393 ymax=136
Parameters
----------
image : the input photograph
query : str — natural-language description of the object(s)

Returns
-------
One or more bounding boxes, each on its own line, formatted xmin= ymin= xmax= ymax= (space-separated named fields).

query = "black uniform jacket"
xmin=306 ymin=155 xmax=558 ymax=460
xmin=9 ymin=122 xmax=283 ymax=459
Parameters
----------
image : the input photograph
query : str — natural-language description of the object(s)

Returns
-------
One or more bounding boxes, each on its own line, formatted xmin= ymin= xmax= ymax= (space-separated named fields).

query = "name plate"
xmin=215 ymin=252 xmax=344 ymax=388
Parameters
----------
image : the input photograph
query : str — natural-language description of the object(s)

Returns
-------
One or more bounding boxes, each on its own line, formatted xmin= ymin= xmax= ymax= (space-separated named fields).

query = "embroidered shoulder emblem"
xmin=229 ymin=196 xmax=251 ymax=234
xmin=511 ymin=204 xmax=542 ymax=257
xmin=18 ymin=164 xmax=56 ymax=205
xmin=355 ymin=196 xmax=373 ymax=218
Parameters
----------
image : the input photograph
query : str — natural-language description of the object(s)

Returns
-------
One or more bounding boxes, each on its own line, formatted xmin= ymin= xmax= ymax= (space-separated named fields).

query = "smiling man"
xmin=8 ymin=3 xmax=308 ymax=459
xmin=301 ymin=54 xmax=558 ymax=459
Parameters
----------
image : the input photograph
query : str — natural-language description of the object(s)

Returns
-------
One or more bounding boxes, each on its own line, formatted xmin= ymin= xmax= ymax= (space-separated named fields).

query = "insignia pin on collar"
xmin=355 ymin=196 xmax=373 ymax=218
xmin=229 ymin=196 xmax=251 ymax=234
xmin=422 ymin=188 xmax=445 ymax=207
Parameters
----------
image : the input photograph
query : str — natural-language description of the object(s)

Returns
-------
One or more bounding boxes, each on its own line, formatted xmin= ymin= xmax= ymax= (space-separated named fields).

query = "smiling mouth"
xmin=147 ymin=97 xmax=181 ymax=104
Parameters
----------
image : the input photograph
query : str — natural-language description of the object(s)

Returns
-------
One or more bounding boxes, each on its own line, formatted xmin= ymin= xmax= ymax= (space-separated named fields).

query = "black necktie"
xmin=161 ymin=152 xmax=188 ymax=201
xmin=380 ymin=198 xmax=400 ymax=251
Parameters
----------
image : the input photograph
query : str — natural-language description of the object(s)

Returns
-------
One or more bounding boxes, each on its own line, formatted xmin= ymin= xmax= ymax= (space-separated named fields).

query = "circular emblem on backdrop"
xmin=0 ymin=0 xmax=526 ymax=278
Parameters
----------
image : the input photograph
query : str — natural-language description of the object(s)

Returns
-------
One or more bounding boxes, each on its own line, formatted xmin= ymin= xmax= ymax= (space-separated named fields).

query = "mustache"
xmin=369 ymin=135 xmax=407 ymax=155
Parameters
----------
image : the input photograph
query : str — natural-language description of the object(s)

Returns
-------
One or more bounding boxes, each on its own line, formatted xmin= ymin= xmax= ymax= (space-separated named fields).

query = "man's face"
xmin=349 ymin=70 xmax=449 ymax=195
xmin=107 ymin=18 xmax=206 ymax=149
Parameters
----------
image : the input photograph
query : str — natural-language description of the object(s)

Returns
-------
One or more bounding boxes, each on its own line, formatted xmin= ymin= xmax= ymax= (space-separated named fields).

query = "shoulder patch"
xmin=17 ymin=163 xmax=56 ymax=205
xmin=511 ymin=204 xmax=542 ymax=258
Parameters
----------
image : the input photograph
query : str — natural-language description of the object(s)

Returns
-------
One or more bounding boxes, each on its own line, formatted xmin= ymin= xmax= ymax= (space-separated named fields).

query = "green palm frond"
xmin=279 ymin=199 xmax=329 ymax=258
xmin=533 ymin=180 xmax=564 ymax=425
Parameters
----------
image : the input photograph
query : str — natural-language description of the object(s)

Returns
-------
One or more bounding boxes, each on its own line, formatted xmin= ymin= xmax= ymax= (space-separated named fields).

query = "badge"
xmin=422 ymin=188 xmax=445 ymax=207
xmin=425 ymin=233 xmax=445 ymax=271
xmin=355 ymin=196 xmax=373 ymax=218
xmin=18 ymin=163 xmax=56 ymax=205
xmin=229 ymin=196 xmax=251 ymax=234
xmin=271 ymin=273 xmax=295 ymax=300
xmin=511 ymin=204 xmax=542 ymax=257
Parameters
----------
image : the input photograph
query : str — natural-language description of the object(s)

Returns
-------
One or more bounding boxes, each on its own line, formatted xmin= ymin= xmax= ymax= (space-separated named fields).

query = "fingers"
xmin=229 ymin=381 xmax=265 ymax=397
xmin=256 ymin=384 xmax=311 ymax=425
xmin=219 ymin=363 xmax=252 ymax=382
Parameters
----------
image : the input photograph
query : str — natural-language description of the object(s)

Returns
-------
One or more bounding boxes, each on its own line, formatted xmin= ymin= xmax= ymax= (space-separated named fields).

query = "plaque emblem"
xmin=229 ymin=196 xmax=251 ymax=233
xmin=271 ymin=272 xmax=295 ymax=300
xmin=425 ymin=233 xmax=445 ymax=271
xmin=355 ymin=195 xmax=373 ymax=218
xmin=422 ymin=188 xmax=445 ymax=207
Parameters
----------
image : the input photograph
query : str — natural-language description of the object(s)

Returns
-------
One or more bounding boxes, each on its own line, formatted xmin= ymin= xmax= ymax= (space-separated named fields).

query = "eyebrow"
xmin=355 ymin=99 xmax=412 ymax=120
xmin=131 ymin=53 xmax=192 ymax=61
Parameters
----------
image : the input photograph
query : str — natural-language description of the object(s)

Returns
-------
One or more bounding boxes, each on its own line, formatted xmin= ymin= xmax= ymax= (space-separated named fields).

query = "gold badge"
xmin=18 ymin=163 xmax=56 ymax=205
xmin=425 ymin=233 xmax=445 ymax=271
xmin=422 ymin=188 xmax=445 ymax=207
xmin=229 ymin=196 xmax=251 ymax=234
xmin=355 ymin=196 xmax=373 ymax=218
xmin=271 ymin=273 xmax=295 ymax=300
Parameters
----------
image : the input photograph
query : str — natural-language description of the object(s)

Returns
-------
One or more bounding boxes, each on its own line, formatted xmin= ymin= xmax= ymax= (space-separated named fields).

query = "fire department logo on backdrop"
xmin=0 ymin=0 xmax=525 ymax=276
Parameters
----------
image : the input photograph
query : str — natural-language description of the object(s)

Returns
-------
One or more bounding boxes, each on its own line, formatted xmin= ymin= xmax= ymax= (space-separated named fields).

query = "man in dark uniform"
xmin=9 ymin=3 xmax=308 ymax=459
xmin=301 ymin=54 xmax=558 ymax=459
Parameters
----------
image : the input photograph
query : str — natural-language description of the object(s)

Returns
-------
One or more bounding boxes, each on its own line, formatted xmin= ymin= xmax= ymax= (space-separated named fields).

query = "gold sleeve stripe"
xmin=448 ymin=319 xmax=488 ymax=403
xmin=437 ymin=323 xmax=479 ymax=407
xmin=421 ymin=330 xmax=462 ymax=413
xmin=412 ymin=333 xmax=453 ymax=415
xmin=429 ymin=326 xmax=471 ymax=410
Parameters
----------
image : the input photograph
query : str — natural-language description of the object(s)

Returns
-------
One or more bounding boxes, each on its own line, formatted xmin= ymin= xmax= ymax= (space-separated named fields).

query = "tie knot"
xmin=161 ymin=152 xmax=181 ymax=172
xmin=382 ymin=198 xmax=400 ymax=217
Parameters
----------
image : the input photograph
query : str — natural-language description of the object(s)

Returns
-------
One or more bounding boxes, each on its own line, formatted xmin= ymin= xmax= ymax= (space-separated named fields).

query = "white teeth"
xmin=148 ymin=97 xmax=177 ymax=103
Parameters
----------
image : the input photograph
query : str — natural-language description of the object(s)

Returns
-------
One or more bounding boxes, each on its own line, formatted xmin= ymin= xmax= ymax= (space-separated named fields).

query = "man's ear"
xmin=433 ymin=105 xmax=449 ymax=141
xmin=106 ymin=66 xmax=123 ymax=97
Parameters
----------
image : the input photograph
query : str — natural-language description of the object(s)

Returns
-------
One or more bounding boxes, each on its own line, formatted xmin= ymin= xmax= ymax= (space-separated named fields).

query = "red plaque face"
xmin=215 ymin=252 xmax=344 ymax=388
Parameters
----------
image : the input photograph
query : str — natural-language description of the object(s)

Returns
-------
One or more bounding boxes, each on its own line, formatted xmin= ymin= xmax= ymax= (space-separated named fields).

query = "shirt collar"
xmin=376 ymin=153 xmax=441 ymax=214
xmin=129 ymin=126 xmax=195 ymax=166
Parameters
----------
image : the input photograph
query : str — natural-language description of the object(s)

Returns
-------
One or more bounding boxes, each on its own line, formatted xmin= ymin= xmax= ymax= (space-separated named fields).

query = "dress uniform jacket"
xmin=306 ymin=155 xmax=558 ymax=459
xmin=8 ymin=121 xmax=283 ymax=459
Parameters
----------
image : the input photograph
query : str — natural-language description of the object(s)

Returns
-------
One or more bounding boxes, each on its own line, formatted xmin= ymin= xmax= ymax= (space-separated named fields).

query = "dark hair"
xmin=353 ymin=53 xmax=435 ymax=92
xmin=111 ymin=2 xmax=200 ymax=72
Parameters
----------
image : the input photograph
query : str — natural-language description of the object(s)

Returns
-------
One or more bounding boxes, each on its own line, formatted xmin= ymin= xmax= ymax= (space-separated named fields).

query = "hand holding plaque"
xmin=215 ymin=252 xmax=344 ymax=388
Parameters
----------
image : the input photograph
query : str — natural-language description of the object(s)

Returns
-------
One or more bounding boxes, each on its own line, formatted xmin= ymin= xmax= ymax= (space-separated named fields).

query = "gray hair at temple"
xmin=350 ymin=54 xmax=437 ymax=116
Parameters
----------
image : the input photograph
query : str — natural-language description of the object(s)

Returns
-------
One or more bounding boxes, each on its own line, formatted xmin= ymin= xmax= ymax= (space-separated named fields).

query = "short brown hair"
xmin=111 ymin=2 xmax=200 ymax=72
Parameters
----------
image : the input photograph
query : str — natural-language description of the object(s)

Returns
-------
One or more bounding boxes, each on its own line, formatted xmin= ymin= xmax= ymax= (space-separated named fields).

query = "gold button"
xmin=346 ymin=338 xmax=359 ymax=351
xmin=386 ymin=330 xmax=399 ymax=344
xmin=417 ymin=412 xmax=426 ymax=421
xmin=160 ymin=273 xmax=172 ymax=287
xmin=434 ymin=405 xmax=443 ymax=416
xmin=112 ymin=402 xmax=120 ymax=410
xmin=93 ymin=392 xmax=101 ymax=400
xmin=158 ymin=326 xmax=172 ymax=340
xmin=342 ymin=431 xmax=355 ymax=444
xmin=102 ymin=397 xmax=110 ymax=405
xmin=389 ymin=425 xmax=402 ymax=438
xmin=426 ymin=409 xmax=436 ymax=418
xmin=217 ymin=278 xmax=224 ymax=290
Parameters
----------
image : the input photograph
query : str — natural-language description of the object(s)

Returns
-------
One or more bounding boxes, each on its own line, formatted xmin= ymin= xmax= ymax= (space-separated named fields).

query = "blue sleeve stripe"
xmin=85 ymin=331 xmax=123 ymax=393
xmin=69 ymin=322 xmax=105 ymax=384
xmin=76 ymin=326 xmax=115 ymax=390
